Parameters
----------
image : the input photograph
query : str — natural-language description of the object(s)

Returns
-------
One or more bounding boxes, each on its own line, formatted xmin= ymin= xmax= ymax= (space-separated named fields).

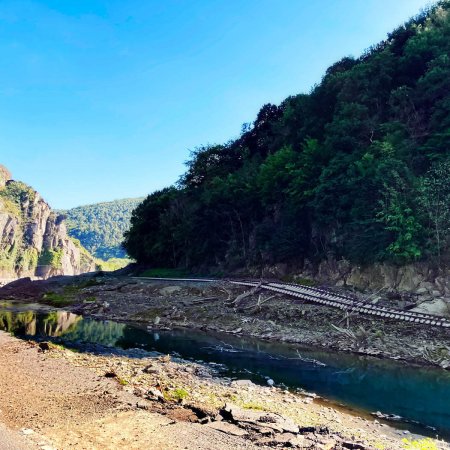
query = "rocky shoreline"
xmin=1 ymin=331 xmax=446 ymax=450
xmin=79 ymin=277 xmax=450 ymax=369
xmin=1 ymin=275 xmax=450 ymax=448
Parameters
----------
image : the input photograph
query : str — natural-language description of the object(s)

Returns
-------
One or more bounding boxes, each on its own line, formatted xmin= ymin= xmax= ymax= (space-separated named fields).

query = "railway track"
xmin=133 ymin=277 xmax=450 ymax=328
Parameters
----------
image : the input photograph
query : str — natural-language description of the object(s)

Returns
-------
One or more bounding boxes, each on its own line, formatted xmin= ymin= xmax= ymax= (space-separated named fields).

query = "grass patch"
xmin=402 ymin=438 xmax=438 ymax=450
xmin=288 ymin=276 xmax=317 ymax=286
xmin=165 ymin=387 xmax=189 ymax=402
xmin=41 ymin=292 xmax=74 ymax=307
xmin=95 ymin=257 xmax=132 ymax=272
xmin=139 ymin=268 xmax=191 ymax=278
xmin=62 ymin=278 xmax=103 ymax=296
xmin=240 ymin=401 xmax=266 ymax=411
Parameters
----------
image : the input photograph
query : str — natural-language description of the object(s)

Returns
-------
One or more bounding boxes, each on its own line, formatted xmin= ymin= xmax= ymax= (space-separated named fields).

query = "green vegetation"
xmin=402 ymin=438 xmax=438 ymax=450
xmin=124 ymin=3 xmax=450 ymax=271
xmin=0 ymin=180 xmax=36 ymax=209
xmin=139 ymin=268 xmax=190 ymax=278
xmin=0 ymin=181 xmax=35 ymax=273
xmin=95 ymin=257 xmax=132 ymax=272
xmin=42 ymin=291 xmax=74 ymax=307
xmin=169 ymin=387 xmax=189 ymax=402
xmin=41 ymin=281 xmax=101 ymax=307
xmin=18 ymin=248 xmax=39 ymax=272
xmin=60 ymin=198 xmax=144 ymax=260
xmin=0 ymin=242 xmax=20 ymax=272
xmin=38 ymin=248 xmax=64 ymax=269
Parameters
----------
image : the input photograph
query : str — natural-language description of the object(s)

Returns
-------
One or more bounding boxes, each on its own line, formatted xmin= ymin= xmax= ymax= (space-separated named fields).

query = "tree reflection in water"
xmin=0 ymin=309 xmax=126 ymax=347
xmin=0 ymin=310 xmax=81 ymax=337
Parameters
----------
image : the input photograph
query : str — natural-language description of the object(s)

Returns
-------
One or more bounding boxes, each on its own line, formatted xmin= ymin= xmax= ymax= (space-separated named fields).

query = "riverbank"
xmin=1 ymin=330 xmax=444 ymax=450
xmin=69 ymin=276 xmax=450 ymax=369
xmin=1 ymin=275 xmax=450 ymax=368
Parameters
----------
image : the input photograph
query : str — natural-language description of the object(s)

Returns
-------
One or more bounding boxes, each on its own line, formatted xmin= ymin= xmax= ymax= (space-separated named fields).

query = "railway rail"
xmin=132 ymin=277 xmax=450 ymax=328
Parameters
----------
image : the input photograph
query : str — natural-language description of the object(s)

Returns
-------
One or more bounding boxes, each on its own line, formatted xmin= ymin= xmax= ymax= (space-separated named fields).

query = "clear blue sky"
xmin=0 ymin=0 xmax=431 ymax=209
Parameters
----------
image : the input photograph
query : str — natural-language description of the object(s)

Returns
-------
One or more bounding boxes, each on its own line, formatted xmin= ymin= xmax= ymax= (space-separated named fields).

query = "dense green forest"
xmin=124 ymin=2 xmax=450 ymax=273
xmin=61 ymin=198 xmax=143 ymax=260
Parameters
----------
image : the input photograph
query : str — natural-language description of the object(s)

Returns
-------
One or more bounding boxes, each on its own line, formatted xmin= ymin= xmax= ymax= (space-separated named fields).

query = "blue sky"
xmin=0 ymin=0 xmax=431 ymax=209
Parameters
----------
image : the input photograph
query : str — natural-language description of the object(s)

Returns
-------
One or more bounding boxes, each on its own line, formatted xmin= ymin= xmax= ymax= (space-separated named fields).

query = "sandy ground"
xmin=1 ymin=331 xmax=446 ymax=450
xmin=0 ymin=332 xmax=261 ymax=450
xmin=0 ymin=422 xmax=30 ymax=450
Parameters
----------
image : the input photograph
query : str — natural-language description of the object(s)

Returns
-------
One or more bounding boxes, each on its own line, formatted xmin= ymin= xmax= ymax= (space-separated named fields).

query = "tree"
xmin=378 ymin=171 xmax=422 ymax=264
xmin=419 ymin=159 xmax=450 ymax=267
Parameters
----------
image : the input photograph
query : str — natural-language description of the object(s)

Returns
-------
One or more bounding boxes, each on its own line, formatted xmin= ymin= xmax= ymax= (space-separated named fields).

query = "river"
xmin=1 ymin=300 xmax=449 ymax=439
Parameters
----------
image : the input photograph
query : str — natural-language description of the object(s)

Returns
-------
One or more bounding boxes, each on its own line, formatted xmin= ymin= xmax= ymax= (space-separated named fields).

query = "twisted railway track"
xmin=132 ymin=277 xmax=450 ymax=329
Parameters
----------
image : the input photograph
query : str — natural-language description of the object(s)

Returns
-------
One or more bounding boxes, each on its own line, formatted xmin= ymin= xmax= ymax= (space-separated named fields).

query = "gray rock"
xmin=222 ymin=403 xmax=299 ymax=434
xmin=440 ymin=360 xmax=450 ymax=370
xmin=159 ymin=286 xmax=183 ymax=296
xmin=231 ymin=379 xmax=254 ymax=387
xmin=206 ymin=421 xmax=248 ymax=436
xmin=412 ymin=298 xmax=450 ymax=317
xmin=146 ymin=388 xmax=164 ymax=401
xmin=20 ymin=428 xmax=34 ymax=435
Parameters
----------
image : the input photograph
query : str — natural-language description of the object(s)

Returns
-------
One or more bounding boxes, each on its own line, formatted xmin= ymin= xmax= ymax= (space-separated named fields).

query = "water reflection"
xmin=0 ymin=308 xmax=125 ymax=346
xmin=0 ymin=310 xmax=80 ymax=337
xmin=1 ymin=305 xmax=450 ymax=437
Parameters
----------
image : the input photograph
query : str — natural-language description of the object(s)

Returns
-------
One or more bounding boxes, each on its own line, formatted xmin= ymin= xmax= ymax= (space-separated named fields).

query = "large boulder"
xmin=412 ymin=298 xmax=450 ymax=317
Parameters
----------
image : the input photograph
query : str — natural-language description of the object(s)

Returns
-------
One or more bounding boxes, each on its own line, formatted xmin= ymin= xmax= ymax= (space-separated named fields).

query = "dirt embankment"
xmin=1 ymin=331 xmax=442 ymax=450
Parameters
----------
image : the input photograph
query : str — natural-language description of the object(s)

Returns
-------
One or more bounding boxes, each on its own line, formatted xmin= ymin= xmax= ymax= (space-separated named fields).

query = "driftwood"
xmin=331 ymin=324 xmax=357 ymax=340
xmin=218 ymin=286 xmax=232 ymax=302
xmin=240 ymin=294 xmax=278 ymax=311
xmin=183 ymin=297 xmax=219 ymax=306
xmin=227 ymin=282 xmax=263 ymax=308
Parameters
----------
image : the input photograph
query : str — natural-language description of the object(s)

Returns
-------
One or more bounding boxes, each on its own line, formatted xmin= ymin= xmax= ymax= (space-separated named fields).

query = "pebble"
xmin=20 ymin=428 xmax=34 ymax=435
xmin=231 ymin=379 xmax=254 ymax=387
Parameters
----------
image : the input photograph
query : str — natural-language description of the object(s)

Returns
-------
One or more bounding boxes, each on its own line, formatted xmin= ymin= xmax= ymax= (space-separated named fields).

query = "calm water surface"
xmin=1 ymin=301 xmax=449 ymax=438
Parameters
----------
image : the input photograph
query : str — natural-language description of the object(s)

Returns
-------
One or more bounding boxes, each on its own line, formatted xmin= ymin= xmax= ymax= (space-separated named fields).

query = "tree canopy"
xmin=61 ymin=198 xmax=144 ymax=260
xmin=124 ymin=2 xmax=450 ymax=272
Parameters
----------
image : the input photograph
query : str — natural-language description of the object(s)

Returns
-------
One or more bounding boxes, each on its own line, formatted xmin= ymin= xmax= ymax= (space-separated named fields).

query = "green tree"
xmin=419 ymin=158 xmax=450 ymax=267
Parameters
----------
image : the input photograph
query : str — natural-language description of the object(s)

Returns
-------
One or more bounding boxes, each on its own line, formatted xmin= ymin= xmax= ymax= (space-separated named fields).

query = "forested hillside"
xmin=124 ymin=2 xmax=450 ymax=273
xmin=61 ymin=198 xmax=143 ymax=260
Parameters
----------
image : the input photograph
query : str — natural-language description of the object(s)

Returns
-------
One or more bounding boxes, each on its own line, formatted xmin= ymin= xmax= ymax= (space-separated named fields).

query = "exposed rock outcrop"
xmin=0 ymin=165 xmax=11 ymax=187
xmin=260 ymin=257 xmax=450 ymax=314
xmin=0 ymin=165 xmax=96 ymax=281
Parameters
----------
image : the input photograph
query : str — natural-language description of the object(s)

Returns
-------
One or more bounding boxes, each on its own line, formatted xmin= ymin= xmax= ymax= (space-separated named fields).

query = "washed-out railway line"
xmin=132 ymin=277 xmax=450 ymax=329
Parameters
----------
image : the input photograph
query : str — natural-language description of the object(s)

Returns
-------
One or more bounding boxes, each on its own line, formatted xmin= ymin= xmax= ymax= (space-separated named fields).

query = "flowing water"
xmin=1 ymin=301 xmax=450 ymax=439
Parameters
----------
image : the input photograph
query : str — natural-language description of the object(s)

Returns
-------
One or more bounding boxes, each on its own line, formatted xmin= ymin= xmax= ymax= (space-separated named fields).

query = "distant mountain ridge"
xmin=60 ymin=198 xmax=144 ymax=260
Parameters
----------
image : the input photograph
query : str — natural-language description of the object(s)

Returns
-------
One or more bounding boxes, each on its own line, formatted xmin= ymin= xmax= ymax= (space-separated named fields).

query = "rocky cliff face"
xmin=0 ymin=166 xmax=96 ymax=280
